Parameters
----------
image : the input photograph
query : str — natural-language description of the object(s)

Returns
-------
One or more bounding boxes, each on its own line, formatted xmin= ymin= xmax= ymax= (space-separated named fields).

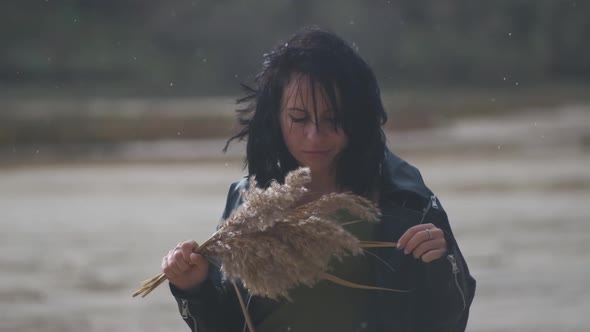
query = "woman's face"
xmin=279 ymin=75 xmax=348 ymax=175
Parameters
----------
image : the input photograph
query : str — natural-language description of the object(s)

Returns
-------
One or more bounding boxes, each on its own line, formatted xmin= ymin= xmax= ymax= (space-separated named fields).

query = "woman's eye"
xmin=289 ymin=115 xmax=307 ymax=123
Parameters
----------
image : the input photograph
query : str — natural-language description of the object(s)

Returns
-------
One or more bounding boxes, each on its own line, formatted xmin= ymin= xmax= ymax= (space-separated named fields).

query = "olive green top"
xmin=257 ymin=216 xmax=376 ymax=332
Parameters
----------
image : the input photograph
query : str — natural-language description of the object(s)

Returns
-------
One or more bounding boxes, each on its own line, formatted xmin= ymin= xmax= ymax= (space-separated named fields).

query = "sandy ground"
xmin=0 ymin=105 xmax=588 ymax=331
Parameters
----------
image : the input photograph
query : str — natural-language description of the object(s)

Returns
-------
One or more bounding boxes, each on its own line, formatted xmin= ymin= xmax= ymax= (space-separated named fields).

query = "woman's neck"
xmin=303 ymin=169 xmax=339 ymax=202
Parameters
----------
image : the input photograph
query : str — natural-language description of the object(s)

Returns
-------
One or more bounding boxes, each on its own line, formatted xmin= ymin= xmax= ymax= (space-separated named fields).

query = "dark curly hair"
xmin=224 ymin=26 xmax=387 ymax=196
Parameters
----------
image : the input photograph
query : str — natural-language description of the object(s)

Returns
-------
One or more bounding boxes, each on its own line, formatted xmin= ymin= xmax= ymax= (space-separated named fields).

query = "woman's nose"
xmin=304 ymin=122 xmax=324 ymax=140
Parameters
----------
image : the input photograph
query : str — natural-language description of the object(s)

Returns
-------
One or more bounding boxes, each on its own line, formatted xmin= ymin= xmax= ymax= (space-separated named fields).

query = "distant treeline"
xmin=1 ymin=0 xmax=589 ymax=96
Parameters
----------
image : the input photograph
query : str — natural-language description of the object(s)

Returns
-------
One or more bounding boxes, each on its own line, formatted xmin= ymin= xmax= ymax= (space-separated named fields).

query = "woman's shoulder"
xmin=221 ymin=176 xmax=249 ymax=220
xmin=381 ymin=149 xmax=432 ymax=196
xmin=380 ymin=149 xmax=439 ymax=211
xmin=228 ymin=176 xmax=249 ymax=192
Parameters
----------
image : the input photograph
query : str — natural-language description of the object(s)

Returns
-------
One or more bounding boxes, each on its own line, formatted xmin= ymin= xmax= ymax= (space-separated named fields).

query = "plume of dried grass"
xmin=133 ymin=167 xmax=396 ymax=302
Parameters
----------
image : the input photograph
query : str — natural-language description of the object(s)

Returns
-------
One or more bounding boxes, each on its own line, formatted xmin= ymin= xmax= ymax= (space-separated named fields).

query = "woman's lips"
xmin=302 ymin=150 xmax=330 ymax=157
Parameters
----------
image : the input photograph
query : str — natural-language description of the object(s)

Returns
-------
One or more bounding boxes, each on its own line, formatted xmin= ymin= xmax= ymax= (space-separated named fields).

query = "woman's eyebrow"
xmin=286 ymin=107 xmax=335 ymax=114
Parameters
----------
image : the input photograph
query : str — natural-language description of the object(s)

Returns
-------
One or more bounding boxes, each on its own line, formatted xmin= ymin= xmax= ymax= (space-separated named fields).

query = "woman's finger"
xmin=161 ymin=256 xmax=167 ymax=271
xmin=189 ymin=252 xmax=206 ymax=267
xmin=403 ymin=226 xmax=441 ymax=255
xmin=397 ymin=223 xmax=435 ymax=250
xmin=180 ymin=240 xmax=199 ymax=263
xmin=412 ymin=238 xmax=446 ymax=260
xmin=174 ymin=250 xmax=191 ymax=271
xmin=421 ymin=248 xmax=447 ymax=263
xmin=162 ymin=255 xmax=178 ymax=279
xmin=168 ymin=257 xmax=184 ymax=275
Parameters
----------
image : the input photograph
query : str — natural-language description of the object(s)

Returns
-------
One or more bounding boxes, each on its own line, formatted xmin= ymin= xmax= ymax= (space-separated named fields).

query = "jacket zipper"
xmin=181 ymin=298 xmax=199 ymax=332
xmin=430 ymin=195 xmax=439 ymax=209
xmin=419 ymin=195 xmax=438 ymax=224
xmin=447 ymin=254 xmax=466 ymax=311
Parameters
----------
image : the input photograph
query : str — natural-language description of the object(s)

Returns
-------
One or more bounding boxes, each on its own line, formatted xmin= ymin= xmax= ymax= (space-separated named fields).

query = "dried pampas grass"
xmin=133 ymin=167 xmax=400 ymax=330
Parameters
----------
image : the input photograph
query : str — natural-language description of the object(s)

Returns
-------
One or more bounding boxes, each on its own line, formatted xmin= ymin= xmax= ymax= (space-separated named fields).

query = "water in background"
xmin=0 ymin=106 xmax=588 ymax=332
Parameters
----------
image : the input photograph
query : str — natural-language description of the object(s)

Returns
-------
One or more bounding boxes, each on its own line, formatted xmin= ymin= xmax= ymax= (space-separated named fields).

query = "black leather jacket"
xmin=170 ymin=149 xmax=476 ymax=331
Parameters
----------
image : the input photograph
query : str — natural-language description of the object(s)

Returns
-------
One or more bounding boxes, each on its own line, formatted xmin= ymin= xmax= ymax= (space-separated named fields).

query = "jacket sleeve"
xmin=414 ymin=196 xmax=476 ymax=332
xmin=169 ymin=180 xmax=249 ymax=332
xmin=170 ymin=267 xmax=245 ymax=332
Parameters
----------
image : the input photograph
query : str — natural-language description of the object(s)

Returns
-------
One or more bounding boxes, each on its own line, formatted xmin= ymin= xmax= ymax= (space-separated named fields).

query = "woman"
xmin=162 ymin=27 xmax=476 ymax=332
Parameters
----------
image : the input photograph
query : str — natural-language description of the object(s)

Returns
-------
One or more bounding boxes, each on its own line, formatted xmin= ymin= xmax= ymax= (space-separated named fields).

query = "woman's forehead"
xmin=281 ymin=74 xmax=339 ymax=111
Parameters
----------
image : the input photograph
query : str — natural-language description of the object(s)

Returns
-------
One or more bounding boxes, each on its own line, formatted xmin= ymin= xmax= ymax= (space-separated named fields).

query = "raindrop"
xmin=73 ymin=18 xmax=78 ymax=23
xmin=497 ymin=145 xmax=502 ymax=150
xmin=490 ymin=98 xmax=496 ymax=102
xmin=224 ymin=163 xmax=229 ymax=167
xmin=48 ymin=57 xmax=52 ymax=62
xmin=503 ymin=77 xmax=507 ymax=81
xmin=177 ymin=132 xmax=181 ymax=136
xmin=349 ymin=20 xmax=355 ymax=25
xmin=541 ymin=135 xmax=545 ymax=139
xmin=202 ymin=58 xmax=208 ymax=63
xmin=132 ymin=56 xmax=137 ymax=61
xmin=515 ymin=82 xmax=519 ymax=86
xmin=35 ymin=150 xmax=40 ymax=154
xmin=170 ymin=82 xmax=174 ymax=87
xmin=352 ymin=42 xmax=359 ymax=51
xmin=508 ymin=32 xmax=512 ymax=36
xmin=234 ymin=74 xmax=239 ymax=78
xmin=533 ymin=122 xmax=537 ymax=127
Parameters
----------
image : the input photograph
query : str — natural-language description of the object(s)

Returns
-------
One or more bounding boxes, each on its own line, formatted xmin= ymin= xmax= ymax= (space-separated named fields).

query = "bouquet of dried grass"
xmin=133 ymin=167 xmax=400 ymax=331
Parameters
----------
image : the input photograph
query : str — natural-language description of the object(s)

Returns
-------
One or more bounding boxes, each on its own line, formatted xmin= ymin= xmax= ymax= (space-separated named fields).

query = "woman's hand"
xmin=162 ymin=240 xmax=209 ymax=290
xmin=397 ymin=223 xmax=448 ymax=263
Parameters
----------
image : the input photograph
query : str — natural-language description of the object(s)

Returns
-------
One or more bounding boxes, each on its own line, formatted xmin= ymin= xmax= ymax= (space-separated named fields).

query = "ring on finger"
xmin=425 ymin=228 xmax=432 ymax=240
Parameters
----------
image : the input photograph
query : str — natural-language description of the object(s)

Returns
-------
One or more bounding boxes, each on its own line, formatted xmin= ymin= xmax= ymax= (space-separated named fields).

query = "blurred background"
xmin=0 ymin=1 xmax=589 ymax=331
